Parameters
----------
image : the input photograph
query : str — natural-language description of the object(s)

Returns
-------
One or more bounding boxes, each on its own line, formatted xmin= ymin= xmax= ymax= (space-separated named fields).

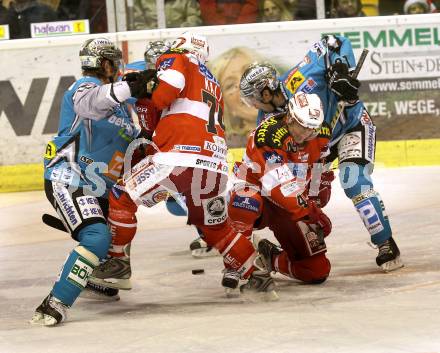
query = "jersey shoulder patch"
xmin=254 ymin=116 xmax=289 ymax=149
xmin=318 ymin=122 xmax=332 ymax=139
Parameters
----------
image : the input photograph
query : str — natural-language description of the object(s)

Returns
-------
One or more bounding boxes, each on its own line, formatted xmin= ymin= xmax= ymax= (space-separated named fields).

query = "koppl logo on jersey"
xmin=31 ymin=19 xmax=89 ymax=38
xmin=0 ymin=25 xmax=10 ymax=40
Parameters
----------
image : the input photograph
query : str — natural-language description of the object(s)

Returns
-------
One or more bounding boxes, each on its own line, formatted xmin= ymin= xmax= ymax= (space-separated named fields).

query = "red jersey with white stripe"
xmin=151 ymin=49 xmax=227 ymax=174
xmin=235 ymin=116 xmax=331 ymax=220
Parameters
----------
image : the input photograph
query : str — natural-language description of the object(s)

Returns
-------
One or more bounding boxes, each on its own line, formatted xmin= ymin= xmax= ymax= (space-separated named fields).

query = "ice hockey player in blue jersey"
xmin=31 ymin=37 xmax=156 ymax=326
xmin=239 ymin=35 xmax=403 ymax=272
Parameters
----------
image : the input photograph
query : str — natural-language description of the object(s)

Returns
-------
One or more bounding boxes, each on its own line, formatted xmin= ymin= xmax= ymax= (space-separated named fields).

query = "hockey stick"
xmin=352 ymin=48 xmax=369 ymax=80
xmin=42 ymin=213 xmax=68 ymax=233
xmin=328 ymin=48 xmax=369 ymax=147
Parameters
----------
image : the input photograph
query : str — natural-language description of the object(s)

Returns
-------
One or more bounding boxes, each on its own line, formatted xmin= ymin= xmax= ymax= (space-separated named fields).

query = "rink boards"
xmin=1 ymin=139 xmax=440 ymax=192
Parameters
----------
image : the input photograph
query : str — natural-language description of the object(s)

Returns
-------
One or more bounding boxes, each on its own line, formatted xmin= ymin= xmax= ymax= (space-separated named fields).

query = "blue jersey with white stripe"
xmin=257 ymin=36 xmax=365 ymax=144
xmin=44 ymin=76 xmax=138 ymax=196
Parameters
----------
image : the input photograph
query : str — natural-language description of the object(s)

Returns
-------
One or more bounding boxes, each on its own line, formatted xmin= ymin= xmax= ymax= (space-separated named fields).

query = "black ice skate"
xmin=221 ymin=268 xmax=241 ymax=297
xmin=240 ymin=270 xmax=279 ymax=301
xmin=257 ymin=239 xmax=282 ymax=273
xmin=88 ymin=257 xmax=132 ymax=290
xmin=376 ymin=237 xmax=404 ymax=272
xmin=80 ymin=282 xmax=121 ymax=301
xmin=30 ymin=294 xmax=68 ymax=326
xmin=189 ymin=237 xmax=219 ymax=258
xmin=222 ymin=268 xmax=240 ymax=289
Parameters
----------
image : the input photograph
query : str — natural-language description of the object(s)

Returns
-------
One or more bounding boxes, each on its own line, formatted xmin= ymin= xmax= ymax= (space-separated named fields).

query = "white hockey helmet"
xmin=287 ymin=92 xmax=324 ymax=130
xmin=170 ymin=31 xmax=209 ymax=64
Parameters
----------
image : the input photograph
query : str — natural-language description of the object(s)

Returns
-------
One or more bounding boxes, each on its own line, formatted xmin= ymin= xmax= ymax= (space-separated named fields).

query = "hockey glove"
xmin=123 ymin=69 xmax=157 ymax=98
xmin=326 ymin=62 xmax=360 ymax=102
xmin=306 ymin=200 xmax=332 ymax=238
xmin=309 ymin=170 xmax=335 ymax=208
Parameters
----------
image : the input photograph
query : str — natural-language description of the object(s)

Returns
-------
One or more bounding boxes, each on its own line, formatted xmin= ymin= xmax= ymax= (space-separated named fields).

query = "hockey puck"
xmin=192 ymin=269 xmax=205 ymax=275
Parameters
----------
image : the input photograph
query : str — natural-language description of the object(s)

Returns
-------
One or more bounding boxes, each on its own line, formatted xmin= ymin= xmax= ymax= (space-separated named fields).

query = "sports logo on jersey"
xmin=298 ymin=55 xmax=312 ymax=68
xmin=158 ymin=57 xmax=175 ymax=70
xmin=288 ymin=162 xmax=307 ymax=180
xmin=203 ymin=196 xmax=227 ymax=225
xmin=355 ymin=199 xmax=384 ymax=235
xmin=44 ymin=141 xmax=57 ymax=160
xmin=76 ymin=196 xmax=104 ymax=219
xmin=67 ymin=256 xmax=95 ymax=289
xmin=204 ymin=141 xmax=227 ymax=156
xmin=301 ymin=78 xmax=317 ymax=93
xmin=318 ymin=125 xmax=331 ymax=138
xmin=80 ymin=155 xmax=94 ymax=165
xmin=365 ymin=123 xmax=375 ymax=162
xmin=152 ymin=190 xmax=169 ymax=203
xmin=199 ymin=63 xmax=220 ymax=85
xmin=285 ymin=70 xmax=305 ymax=94
xmin=311 ymin=40 xmax=327 ymax=58
xmin=280 ymin=181 xmax=301 ymax=197
xmin=173 ymin=144 xmax=201 ymax=152
xmin=298 ymin=152 xmax=309 ymax=162
xmin=361 ymin=111 xmax=372 ymax=126
xmin=232 ymin=195 xmax=260 ymax=213
xmin=105 ymin=151 xmax=124 ymax=181
xmin=263 ymin=151 xmax=283 ymax=164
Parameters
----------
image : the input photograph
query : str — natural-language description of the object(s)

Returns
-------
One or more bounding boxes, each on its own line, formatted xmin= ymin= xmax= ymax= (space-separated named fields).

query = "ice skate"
xmin=30 ymin=294 xmax=69 ymax=326
xmin=376 ymin=237 xmax=404 ymax=272
xmin=88 ymin=257 xmax=132 ymax=290
xmin=257 ymin=239 xmax=282 ymax=273
xmin=80 ymin=282 xmax=121 ymax=301
xmin=240 ymin=270 xmax=278 ymax=301
xmin=221 ymin=268 xmax=241 ymax=297
xmin=190 ymin=237 xmax=219 ymax=258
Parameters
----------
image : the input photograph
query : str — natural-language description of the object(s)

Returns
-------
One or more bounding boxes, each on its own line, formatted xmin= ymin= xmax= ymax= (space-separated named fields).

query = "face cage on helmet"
xmin=240 ymin=89 xmax=263 ymax=108
xmin=253 ymin=75 xmax=279 ymax=94
xmin=144 ymin=42 xmax=169 ymax=69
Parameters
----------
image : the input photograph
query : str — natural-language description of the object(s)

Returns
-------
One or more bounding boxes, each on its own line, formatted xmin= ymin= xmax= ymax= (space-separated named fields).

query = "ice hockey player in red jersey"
xmin=227 ymin=92 xmax=334 ymax=286
xmin=89 ymin=32 xmax=278 ymax=299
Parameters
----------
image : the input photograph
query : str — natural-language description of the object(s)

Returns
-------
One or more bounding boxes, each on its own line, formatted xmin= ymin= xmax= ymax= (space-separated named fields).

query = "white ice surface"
xmin=1 ymin=167 xmax=440 ymax=353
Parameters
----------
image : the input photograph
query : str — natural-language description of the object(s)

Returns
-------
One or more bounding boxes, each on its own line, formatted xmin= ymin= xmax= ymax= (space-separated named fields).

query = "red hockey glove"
xmin=309 ymin=170 xmax=335 ymax=208
xmin=307 ymin=200 xmax=332 ymax=238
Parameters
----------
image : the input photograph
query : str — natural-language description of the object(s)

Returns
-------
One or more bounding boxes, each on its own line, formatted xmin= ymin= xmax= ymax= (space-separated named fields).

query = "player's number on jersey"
xmin=202 ymin=91 xmax=224 ymax=134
